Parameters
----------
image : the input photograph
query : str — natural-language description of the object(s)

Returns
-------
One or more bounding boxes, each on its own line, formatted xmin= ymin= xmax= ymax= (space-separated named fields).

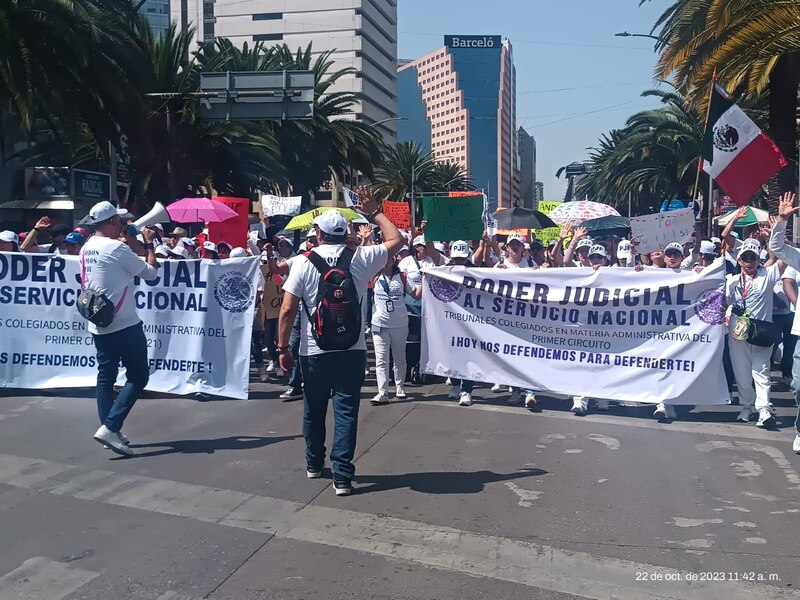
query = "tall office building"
xmin=397 ymin=35 xmax=518 ymax=209
xmin=172 ymin=0 xmax=398 ymax=141
xmin=140 ymin=0 xmax=171 ymax=35
xmin=517 ymin=126 xmax=536 ymax=209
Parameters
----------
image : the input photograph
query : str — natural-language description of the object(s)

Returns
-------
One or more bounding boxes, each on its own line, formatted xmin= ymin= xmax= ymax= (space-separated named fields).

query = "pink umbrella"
xmin=167 ymin=197 xmax=239 ymax=223
xmin=546 ymin=201 xmax=620 ymax=225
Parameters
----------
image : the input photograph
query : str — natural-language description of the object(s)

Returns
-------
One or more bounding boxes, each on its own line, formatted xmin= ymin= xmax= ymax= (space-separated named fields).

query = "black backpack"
xmin=303 ymin=248 xmax=362 ymax=351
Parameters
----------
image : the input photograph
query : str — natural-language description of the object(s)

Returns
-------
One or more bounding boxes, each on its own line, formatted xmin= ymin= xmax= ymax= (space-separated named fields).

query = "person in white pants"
xmin=726 ymin=238 xmax=782 ymax=428
xmin=370 ymin=254 xmax=421 ymax=405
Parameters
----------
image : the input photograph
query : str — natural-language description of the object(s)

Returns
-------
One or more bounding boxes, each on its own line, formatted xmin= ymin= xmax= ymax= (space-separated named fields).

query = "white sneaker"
xmin=265 ymin=360 xmax=276 ymax=373
xmin=737 ymin=407 xmax=754 ymax=423
xmin=118 ymin=431 xmax=130 ymax=445
xmin=571 ymin=396 xmax=588 ymax=415
xmin=448 ymin=385 xmax=460 ymax=400
xmin=491 ymin=383 xmax=503 ymax=393
xmin=595 ymin=399 xmax=610 ymax=411
xmin=459 ymin=392 xmax=473 ymax=406
xmin=93 ymin=425 xmax=133 ymax=457
xmin=793 ymin=434 xmax=800 ymax=454
xmin=756 ymin=408 xmax=775 ymax=428
xmin=507 ymin=390 xmax=523 ymax=405
xmin=524 ymin=393 xmax=537 ymax=409
xmin=280 ymin=387 xmax=303 ymax=400
xmin=445 ymin=378 xmax=452 ymax=386
xmin=370 ymin=393 xmax=389 ymax=406
xmin=259 ymin=365 xmax=269 ymax=383
xmin=395 ymin=386 xmax=407 ymax=400
xmin=653 ymin=402 xmax=675 ymax=419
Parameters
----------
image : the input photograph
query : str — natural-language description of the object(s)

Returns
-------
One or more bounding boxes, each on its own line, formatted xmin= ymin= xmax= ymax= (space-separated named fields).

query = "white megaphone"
xmin=133 ymin=202 xmax=170 ymax=232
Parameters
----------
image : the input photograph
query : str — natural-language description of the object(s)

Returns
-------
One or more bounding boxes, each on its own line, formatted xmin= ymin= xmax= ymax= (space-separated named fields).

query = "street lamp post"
xmin=614 ymin=31 xmax=663 ymax=42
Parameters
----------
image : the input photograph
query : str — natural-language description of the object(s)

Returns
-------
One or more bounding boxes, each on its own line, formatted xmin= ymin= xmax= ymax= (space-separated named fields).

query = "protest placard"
xmin=630 ymin=208 xmax=694 ymax=254
xmin=261 ymin=272 xmax=285 ymax=320
xmin=382 ymin=199 xmax=410 ymax=229
xmin=208 ymin=196 xmax=249 ymax=247
xmin=262 ymin=194 xmax=302 ymax=217
xmin=535 ymin=201 xmax=562 ymax=243
xmin=422 ymin=195 xmax=483 ymax=241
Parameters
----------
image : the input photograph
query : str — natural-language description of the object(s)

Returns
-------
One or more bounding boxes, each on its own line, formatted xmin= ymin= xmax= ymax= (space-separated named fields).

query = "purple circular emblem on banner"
xmin=694 ymin=289 xmax=726 ymax=325
xmin=429 ymin=276 xmax=463 ymax=303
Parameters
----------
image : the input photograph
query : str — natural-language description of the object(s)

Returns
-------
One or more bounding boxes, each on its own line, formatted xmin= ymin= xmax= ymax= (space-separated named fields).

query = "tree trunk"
xmin=766 ymin=53 xmax=800 ymax=214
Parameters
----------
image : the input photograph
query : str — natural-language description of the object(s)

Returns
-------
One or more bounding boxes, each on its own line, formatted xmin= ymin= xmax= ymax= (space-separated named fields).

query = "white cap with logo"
xmin=204 ymin=241 xmax=219 ymax=253
xmin=506 ymin=233 xmax=524 ymax=244
xmin=617 ymin=240 xmax=632 ymax=260
xmin=576 ymin=238 xmax=594 ymax=250
xmin=89 ymin=201 xmax=118 ymax=223
xmin=588 ymin=244 xmax=607 ymax=258
xmin=412 ymin=235 xmax=426 ymax=247
xmin=450 ymin=240 xmax=470 ymax=258
xmin=313 ymin=210 xmax=348 ymax=236
xmin=664 ymin=242 xmax=685 ymax=256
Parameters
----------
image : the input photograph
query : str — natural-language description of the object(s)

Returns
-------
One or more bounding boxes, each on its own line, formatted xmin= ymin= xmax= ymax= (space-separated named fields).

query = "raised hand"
xmin=734 ymin=205 xmax=749 ymax=221
xmin=34 ymin=216 xmax=52 ymax=230
xmin=356 ymin=185 xmax=377 ymax=214
xmin=573 ymin=226 xmax=588 ymax=240
xmin=358 ymin=223 xmax=373 ymax=241
xmin=778 ymin=192 xmax=799 ymax=221
xmin=559 ymin=224 xmax=572 ymax=239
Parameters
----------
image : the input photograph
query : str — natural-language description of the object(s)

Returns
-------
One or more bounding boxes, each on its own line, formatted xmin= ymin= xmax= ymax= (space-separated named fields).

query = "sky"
xmin=397 ymin=0 xmax=669 ymax=202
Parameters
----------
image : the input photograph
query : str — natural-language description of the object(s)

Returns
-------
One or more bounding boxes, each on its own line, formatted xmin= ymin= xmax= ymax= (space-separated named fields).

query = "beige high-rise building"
xmin=172 ymin=0 xmax=398 ymax=141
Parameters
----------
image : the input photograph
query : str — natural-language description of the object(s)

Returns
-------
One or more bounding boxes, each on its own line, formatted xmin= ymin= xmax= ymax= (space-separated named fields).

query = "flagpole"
xmin=693 ymin=69 xmax=718 ymax=232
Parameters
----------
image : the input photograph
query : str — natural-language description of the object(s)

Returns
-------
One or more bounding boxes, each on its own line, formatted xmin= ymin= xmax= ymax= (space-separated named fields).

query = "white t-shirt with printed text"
xmin=725 ymin=264 xmax=781 ymax=323
xmin=372 ymin=272 xmax=416 ymax=329
xmin=398 ymin=254 xmax=444 ymax=290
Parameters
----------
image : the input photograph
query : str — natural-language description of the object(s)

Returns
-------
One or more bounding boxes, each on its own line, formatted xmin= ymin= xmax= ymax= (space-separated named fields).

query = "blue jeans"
xmin=791 ymin=342 xmax=800 ymax=436
xmin=288 ymin=311 xmax=303 ymax=389
xmin=451 ymin=379 xmax=474 ymax=393
xmin=93 ymin=322 xmax=149 ymax=433
xmin=300 ymin=350 xmax=366 ymax=479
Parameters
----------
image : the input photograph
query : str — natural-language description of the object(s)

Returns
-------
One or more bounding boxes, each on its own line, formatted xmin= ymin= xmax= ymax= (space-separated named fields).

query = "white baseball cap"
xmin=306 ymin=228 xmax=317 ymax=238
xmin=450 ymin=240 xmax=470 ymax=258
xmin=736 ymin=240 xmax=759 ymax=259
xmin=434 ymin=242 xmax=446 ymax=254
xmin=229 ymin=247 xmax=247 ymax=258
xmin=0 ymin=230 xmax=19 ymax=244
xmin=155 ymin=245 xmax=170 ymax=258
xmin=153 ymin=223 xmax=165 ymax=232
xmin=576 ymin=238 xmax=594 ymax=250
xmin=710 ymin=237 xmax=722 ymax=246
xmin=313 ymin=210 xmax=348 ymax=236
xmin=617 ymin=240 xmax=632 ymax=260
xmin=181 ymin=237 xmax=195 ymax=247
xmin=204 ymin=241 xmax=218 ymax=253
xmin=412 ymin=235 xmax=425 ymax=247
xmin=664 ymin=242 xmax=685 ymax=256
xmin=506 ymin=233 xmax=524 ymax=244
xmin=699 ymin=240 xmax=717 ymax=255
xmin=169 ymin=245 xmax=189 ymax=259
xmin=588 ymin=244 xmax=607 ymax=258
xmin=89 ymin=201 xmax=117 ymax=223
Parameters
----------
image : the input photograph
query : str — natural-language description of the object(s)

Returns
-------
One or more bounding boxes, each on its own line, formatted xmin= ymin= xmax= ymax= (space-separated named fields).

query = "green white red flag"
xmin=701 ymin=83 xmax=787 ymax=206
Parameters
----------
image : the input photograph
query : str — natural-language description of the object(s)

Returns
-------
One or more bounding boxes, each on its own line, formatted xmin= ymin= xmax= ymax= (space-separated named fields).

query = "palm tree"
xmin=577 ymin=89 xmax=705 ymax=214
xmin=373 ymin=142 xmax=436 ymax=201
xmin=428 ymin=161 xmax=473 ymax=193
xmin=646 ymin=0 xmax=800 ymax=201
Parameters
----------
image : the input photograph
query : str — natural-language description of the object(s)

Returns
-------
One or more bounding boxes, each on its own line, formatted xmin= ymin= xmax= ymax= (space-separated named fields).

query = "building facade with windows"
xmin=139 ymin=0 xmax=171 ymax=35
xmin=171 ymin=0 xmax=398 ymax=142
xmin=517 ymin=126 xmax=536 ymax=209
xmin=397 ymin=35 xmax=518 ymax=209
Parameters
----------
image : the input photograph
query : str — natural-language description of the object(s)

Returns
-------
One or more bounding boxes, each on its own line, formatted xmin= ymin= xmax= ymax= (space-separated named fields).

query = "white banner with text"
xmin=421 ymin=261 xmax=729 ymax=404
xmin=0 ymin=253 xmax=259 ymax=399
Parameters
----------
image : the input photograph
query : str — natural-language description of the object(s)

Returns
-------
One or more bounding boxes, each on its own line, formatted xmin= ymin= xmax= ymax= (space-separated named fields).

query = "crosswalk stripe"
xmin=0 ymin=557 xmax=97 ymax=600
xmin=416 ymin=399 xmax=795 ymax=442
xmin=0 ymin=452 xmax=797 ymax=600
xmin=157 ymin=592 xmax=206 ymax=600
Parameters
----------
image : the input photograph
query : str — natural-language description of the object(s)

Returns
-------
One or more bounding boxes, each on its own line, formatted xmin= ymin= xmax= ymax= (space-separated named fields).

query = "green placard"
xmin=535 ymin=200 xmax=562 ymax=243
xmin=422 ymin=195 xmax=484 ymax=241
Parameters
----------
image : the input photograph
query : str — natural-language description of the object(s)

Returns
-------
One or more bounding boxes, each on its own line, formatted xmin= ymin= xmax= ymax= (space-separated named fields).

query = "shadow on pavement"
xmin=119 ymin=434 xmax=301 ymax=459
xmin=355 ymin=468 xmax=547 ymax=495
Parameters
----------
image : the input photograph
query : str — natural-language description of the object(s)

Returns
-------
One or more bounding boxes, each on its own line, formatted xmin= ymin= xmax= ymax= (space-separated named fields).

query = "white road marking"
xmin=697 ymin=441 xmax=800 ymax=489
xmin=420 ymin=400 xmax=792 ymax=442
xmin=745 ymin=537 xmax=768 ymax=545
xmin=734 ymin=522 xmax=757 ymax=528
xmin=742 ymin=492 xmax=779 ymax=501
xmin=671 ymin=538 xmax=714 ymax=549
xmin=669 ymin=518 xmax=723 ymax=528
xmin=158 ymin=593 xmax=206 ymax=600
xmin=0 ymin=557 xmax=97 ymax=600
xmin=0 ymin=453 xmax=798 ymax=600
xmin=730 ymin=459 xmax=763 ymax=477
xmin=586 ymin=433 xmax=620 ymax=450
xmin=503 ymin=481 xmax=543 ymax=507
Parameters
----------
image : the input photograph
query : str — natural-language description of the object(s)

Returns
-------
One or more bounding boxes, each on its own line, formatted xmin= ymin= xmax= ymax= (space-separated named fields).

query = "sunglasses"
xmin=664 ymin=250 xmax=683 ymax=258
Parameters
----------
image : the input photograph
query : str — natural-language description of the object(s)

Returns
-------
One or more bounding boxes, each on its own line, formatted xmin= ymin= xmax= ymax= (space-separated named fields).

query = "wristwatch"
xmin=367 ymin=208 xmax=382 ymax=222
xmin=277 ymin=346 xmax=290 ymax=354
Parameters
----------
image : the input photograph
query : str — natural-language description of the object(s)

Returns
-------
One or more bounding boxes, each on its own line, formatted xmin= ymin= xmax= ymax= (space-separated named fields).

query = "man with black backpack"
xmin=278 ymin=192 xmax=403 ymax=496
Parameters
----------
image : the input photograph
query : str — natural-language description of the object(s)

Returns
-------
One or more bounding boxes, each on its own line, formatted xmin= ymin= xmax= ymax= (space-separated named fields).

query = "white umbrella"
xmin=714 ymin=206 xmax=769 ymax=227
xmin=546 ymin=201 xmax=620 ymax=225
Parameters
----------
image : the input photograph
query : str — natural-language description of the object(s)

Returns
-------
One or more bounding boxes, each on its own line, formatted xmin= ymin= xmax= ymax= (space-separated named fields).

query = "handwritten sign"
xmin=422 ymin=195 xmax=483 ymax=241
xmin=208 ymin=196 xmax=249 ymax=248
xmin=534 ymin=201 xmax=562 ymax=244
xmin=630 ymin=207 xmax=694 ymax=254
xmin=260 ymin=267 xmax=285 ymax=320
xmin=262 ymin=194 xmax=302 ymax=217
xmin=383 ymin=199 xmax=410 ymax=229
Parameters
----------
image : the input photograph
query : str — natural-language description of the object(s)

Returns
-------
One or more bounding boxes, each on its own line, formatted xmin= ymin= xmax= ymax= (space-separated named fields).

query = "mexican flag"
xmin=702 ymin=83 xmax=787 ymax=206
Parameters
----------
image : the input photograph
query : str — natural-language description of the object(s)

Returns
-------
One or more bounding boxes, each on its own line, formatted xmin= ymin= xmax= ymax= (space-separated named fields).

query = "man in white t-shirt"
xmin=83 ymin=201 xmax=159 ymax=456
xmin=398 ymin=235 xmax=444 ymax=289
xmin=278 ymin=194 xmax=403 ymax=496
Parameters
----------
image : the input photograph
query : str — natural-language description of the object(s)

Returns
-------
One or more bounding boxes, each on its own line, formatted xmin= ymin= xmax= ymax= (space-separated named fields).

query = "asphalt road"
xmin=0 ymin=363 xmax=798 ymax=600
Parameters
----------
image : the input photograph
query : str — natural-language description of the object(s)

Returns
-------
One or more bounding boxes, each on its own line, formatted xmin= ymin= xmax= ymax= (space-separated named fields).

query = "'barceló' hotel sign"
xmin=444 ymin=35 xmax=502 ymax=49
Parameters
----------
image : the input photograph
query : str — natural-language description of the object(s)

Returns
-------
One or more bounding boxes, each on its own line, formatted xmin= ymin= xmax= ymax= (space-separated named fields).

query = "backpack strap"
xmin=305 ymin=251 xmax=332 ymax=276
xmin=335 ymin=247 xmax=355 ymax=271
